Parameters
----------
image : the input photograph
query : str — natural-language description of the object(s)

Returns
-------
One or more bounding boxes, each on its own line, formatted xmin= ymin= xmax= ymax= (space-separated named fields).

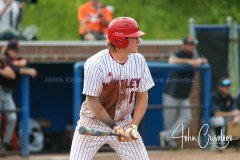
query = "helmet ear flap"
xmin=115 ymin=39 xmax=122 ymax=45
xmin=113 ymin=37 xmax=128 ymax=48
xmin=121 ymin=37 xmax=129 ymax=48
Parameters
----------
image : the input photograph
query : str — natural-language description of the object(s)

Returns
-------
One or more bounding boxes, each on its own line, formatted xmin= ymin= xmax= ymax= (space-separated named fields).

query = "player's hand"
xmin=231 ymin=116 xmax=239 ymax=126
xmin=201 ymin=58 xmax=208 ymax=64
xmin=116 ymin=124 xmax=140 ymax=142
xmin=113 ymin=126 xmax=135 ymax=142
xmin=113 ymin=126 xmax=129 ymax=138
xmin=125 ymin=124 xmax=139 ymax=140
xmin=187 ymin=59 xmax=198 ymax=68
xmin=84 ymin=32 xmax=95 ymax=41
xmin=29 ymin=68 xmax=38 ymax=78
xmin=188 ymin=59 xmax=203 ymax=68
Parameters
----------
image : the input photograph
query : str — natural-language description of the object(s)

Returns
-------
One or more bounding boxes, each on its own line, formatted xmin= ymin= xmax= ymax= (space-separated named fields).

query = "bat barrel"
xmin=78 ymin=125 xmax=119 ymax=136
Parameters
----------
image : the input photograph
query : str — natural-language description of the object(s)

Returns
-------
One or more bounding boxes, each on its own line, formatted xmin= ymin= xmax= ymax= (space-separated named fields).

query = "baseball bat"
xmin=79 ymin=126 xmax=120 ymax=136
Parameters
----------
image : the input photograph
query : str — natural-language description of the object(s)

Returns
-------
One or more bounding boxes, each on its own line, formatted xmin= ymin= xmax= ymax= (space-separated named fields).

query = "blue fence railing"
xmin=20 ymin=75 xmax=30 ymax=157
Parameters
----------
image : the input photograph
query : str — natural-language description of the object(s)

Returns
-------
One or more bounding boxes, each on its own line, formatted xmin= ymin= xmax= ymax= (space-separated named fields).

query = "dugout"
xmin=12 ymin=63 xmax=75 ymax=156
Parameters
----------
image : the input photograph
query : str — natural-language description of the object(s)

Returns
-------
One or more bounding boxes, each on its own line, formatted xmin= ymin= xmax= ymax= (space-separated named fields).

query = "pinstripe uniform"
xmin=70 ymin=49 xmax=155 ymax=160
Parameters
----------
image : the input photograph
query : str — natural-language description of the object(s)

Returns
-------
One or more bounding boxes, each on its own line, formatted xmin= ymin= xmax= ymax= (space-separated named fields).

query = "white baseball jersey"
xmin=81 ymin=48 xmax=155 ymax=121
xmin=70 ymin=49 xmax=154 ymax=160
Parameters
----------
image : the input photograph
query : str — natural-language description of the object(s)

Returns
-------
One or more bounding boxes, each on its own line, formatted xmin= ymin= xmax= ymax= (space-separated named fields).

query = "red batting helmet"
xmin=107 ymin=17 xmax=145 ymax=48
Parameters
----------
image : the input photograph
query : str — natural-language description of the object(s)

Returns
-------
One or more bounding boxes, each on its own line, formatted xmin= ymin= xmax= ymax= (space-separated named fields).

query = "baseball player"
xmin=0 ymin=40 xmax=37 ymax=156
xmin=70 ymin=17 xmax=155 ymax=160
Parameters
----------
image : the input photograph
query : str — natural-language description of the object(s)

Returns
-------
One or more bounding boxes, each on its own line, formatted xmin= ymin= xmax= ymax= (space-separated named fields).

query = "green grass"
xmin=22 ymin=0 xmax=240 ymax=40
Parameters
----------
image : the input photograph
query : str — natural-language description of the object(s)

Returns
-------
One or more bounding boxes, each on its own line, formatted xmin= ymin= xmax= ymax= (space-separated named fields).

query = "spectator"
xmin=210 ymin=78 xmax=240 ymax=149
xmin=160 ymin=35 xmax=208 ymax=149
xmin=0 ymin=0 xmax=38 ymax=40
xmin=77 ymin=0 xmax=113 ymax=41
xmin=0 ymin=39 xmax=37 ymax=156
xmin=237 ymin=92 xmax=240 ymax=110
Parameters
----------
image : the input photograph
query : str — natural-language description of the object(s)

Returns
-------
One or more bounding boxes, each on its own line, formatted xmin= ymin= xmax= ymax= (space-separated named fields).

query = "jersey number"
xmin=129 ymin=91 xmax=136 ymax=104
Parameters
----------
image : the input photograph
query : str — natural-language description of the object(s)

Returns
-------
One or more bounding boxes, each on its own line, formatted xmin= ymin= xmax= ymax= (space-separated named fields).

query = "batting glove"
xmin=112 ymin=125 xmax=129 ymax=138
xmin=125 ymin=124 xmax=139 ymax=140
xmin=117 ymin=124 xmax=139 ymax=142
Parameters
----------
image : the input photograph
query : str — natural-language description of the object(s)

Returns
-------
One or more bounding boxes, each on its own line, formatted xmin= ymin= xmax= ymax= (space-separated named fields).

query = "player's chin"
xmin=131 ymin=48 xmax=138 ymax=53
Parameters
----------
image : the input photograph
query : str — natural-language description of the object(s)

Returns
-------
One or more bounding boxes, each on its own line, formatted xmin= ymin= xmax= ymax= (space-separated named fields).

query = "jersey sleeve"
xmin=138 ymin=58 xmax=155 ymax=92
xmin=7 ymin=59 xmax=20 ymax=75
xmin=82 ymin=62 xmax=103 ymax=97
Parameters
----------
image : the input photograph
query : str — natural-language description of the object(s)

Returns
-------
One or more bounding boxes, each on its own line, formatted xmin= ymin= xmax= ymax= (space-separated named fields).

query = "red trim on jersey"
xmin=109 ymin=51 xmax=127 ymax=65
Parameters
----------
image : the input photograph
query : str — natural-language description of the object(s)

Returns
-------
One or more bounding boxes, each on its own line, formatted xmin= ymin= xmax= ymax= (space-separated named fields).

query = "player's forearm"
xmin=231 ymin=109 xmax=240 ymax=116
xmin=214 ymin=111 xmax=236 ymax=117
xmin=0 ymin=67 xmax=16 ymax=79
xmin=19 ymin=68 xmax=30 ymax=75
xmin=168 ymin=57 xmax=191 ymax=64
xmin=131 ymin=91 xmax=148 ymax=126
xmin=87 ymin=96 xmax=115 ymax=128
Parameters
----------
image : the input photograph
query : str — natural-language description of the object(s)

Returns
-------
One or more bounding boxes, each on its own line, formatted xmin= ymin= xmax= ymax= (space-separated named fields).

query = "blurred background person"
xmin=0 ymin=0 xmax=38 ymax=40
xmin=237 ymin=92 xmax=240 ymax=110
xmin=0 ymin=39 xmax=37 ymax=155
xmin=77 ymin=0 xmax=113 ymax=41
xmin=0 ymin=0 xmax=20 ymax=40
xmin=160 ymin=35 xmax=208 ymax=149
xmin=210 ymin=78 xmax=240 ymax=149
xmin=0 ymin=46 xmax=16 ymax=157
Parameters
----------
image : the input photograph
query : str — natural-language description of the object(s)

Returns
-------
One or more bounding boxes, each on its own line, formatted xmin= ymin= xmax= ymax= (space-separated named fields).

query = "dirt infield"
xmin=2 ymin=149 xmax=240 ymax=160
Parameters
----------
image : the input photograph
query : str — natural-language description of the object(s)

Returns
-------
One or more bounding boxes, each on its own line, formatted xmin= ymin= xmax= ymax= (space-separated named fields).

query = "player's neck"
xmin=111 ymin=50 xmax=129 ymax=64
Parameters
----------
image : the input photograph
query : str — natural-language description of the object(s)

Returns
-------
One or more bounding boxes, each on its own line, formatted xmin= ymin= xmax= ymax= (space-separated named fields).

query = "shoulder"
xmin=79 ymin=2 xmax=91 ymax=10
xmin=84 ymin=49 xmax=109 ymax=69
